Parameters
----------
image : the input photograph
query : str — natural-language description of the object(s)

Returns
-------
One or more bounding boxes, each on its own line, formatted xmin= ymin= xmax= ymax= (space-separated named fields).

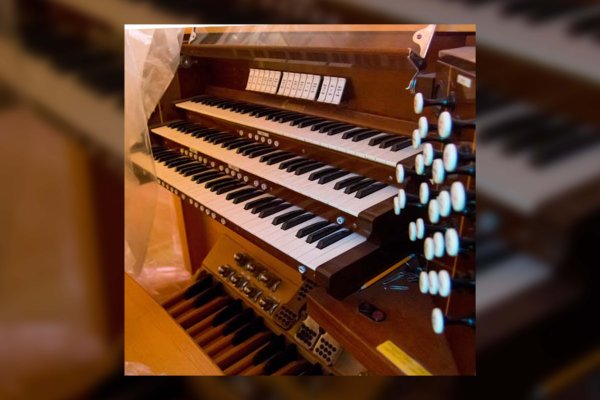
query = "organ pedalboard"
xmin=131 ymin=25 xmax=476 ymax=375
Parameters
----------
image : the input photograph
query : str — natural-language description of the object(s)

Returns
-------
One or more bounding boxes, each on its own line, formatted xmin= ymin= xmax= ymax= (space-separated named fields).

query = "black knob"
xmin=413 ymin=92 xmax=455 ymax=114
xmin=432 ymin=308 xmax=475 ymax=334
xmin=443 ymin=143 xmax=475 ymax=172
xmin=438 ymin=111 xmax=476 ymax=139
xmin=432 ymin=160 xmax=475 ymax=184
xmin=233 ymin=252 xmax=251 ymax=267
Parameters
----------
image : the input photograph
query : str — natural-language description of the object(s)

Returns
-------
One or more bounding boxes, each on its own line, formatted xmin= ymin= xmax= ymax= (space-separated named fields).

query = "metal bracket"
xmin=406 ymin=24 xmax=437 ymax=92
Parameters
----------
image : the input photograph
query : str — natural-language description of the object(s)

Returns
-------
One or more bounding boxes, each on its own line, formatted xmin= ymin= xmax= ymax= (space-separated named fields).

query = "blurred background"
xmin=1 ymin=0 xmax=599 ymax=398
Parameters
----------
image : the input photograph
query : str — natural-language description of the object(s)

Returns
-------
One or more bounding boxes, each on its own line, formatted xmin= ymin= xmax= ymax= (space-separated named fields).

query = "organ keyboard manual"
xmin=125 ymin=24 xmax=476 ymax=376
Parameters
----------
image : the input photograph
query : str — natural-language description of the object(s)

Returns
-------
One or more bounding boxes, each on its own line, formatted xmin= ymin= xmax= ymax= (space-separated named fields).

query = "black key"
xmin=260 ymin=151 xmax=288 ymax=163
xmin=247 ymin=147 xmax=275 ymax=159
xmin=319 ymin=170 xmax=349 ymax=184
xmin=279 ymin=157 xmax=306 ymax=170
xmin=206 ymin=177 xmax=235 ymax=190
xmin=379 ymin=136 xmax=405 ymax=149
xmin=329 ymin=124 xmax=357 ymax=136
xmin=216 ymin=182 xmax=245 ymax=195
xmin=272 ymin=210 xmax=305 ymax=225
xmin=334 ymin=176 xmax=363 ymax=190
xmin=176 ymin=162 xmax=202 ymax=173
xmin=355 ymin=182 xmax=387 ymax=198
xmin=296 ymin=221 xmax=329 ymax=238
xmin=350 ymin=129 xmax=380 ymax=141
xmin=240 ymin=144 xmax=268 ymax=156
xmin=316 ymin=229 xmax=352 ymax=249
xmin=212 ymin=135 xmax=236 ymax=145
xmin=280 ymin=114 xmax=305 ymax=123
xmin=319 ymin=122 xmax=347 ymax=134
xmin=244 ymin=196 xmax=276 ymax=211
xmin=290 ymin=116 xmax=317 ymax=126
xmin=236 ymin=143 xmax=262 ymax=154
xmin=202 ymin=132 xmax=226 ymax=142
xmin=344 ymin=178 xmax=374 ymax=194
xmin=155 ymin=154 xmax=180 ymax=162
xmin=295 ymin=162 xmax=325 ymax=175
xmin=207 ymin=133 xmax=231 ymax=144
xmin=298 ymin=117 xmax=326 ymax=128
xmin=167 ymin=120 xmax=187 ymax=128
xmin=190 ymin=128 xmax=217 ymax=138
xmin=226 ymin=187 xmax=257 ymax=201
xmin=174 ymin=161 xmax=199 ymax=171
xmin=268 ymin=111 xmax=295 ymax=121
xmin=250 ymin=108 xmax=274 ymax=118
xmin=252 ymin=199 xmax=284 ymax=214
xmin=390 ymin=139 xmax=412 ymax=152
xmin=182 ymin=165 xmax=209 ymax=176
xmin=233 ymin=190 xmax=263 ymax=204
xmin=308 ymin=167 xmax=338 ymax=181
xmin=193 ymin=171 xmax=221 ymax=183
xmin=266 ymin=153 xmax=295 ymax=166
xmin=216 ymin=137 xmax=241 ymax=147
xmin=311 ymin=120 xmax=336 ymax=131
xmin=306 ymin=225 xmax=342 ymax=244
xmin=226 ymin=139 xmax=253 ymax=150
xmin=167 ymin=159 xmax=194 ymax=168
xmin=368 ymin=134 xmax=391 ymax=146
xmin=286 ymin=159 xmax=314 ymax=173
xmin=259 ymin=203 xmax=291 ymax=218
xmin=281 ymin=213 xmax=314 ymax=230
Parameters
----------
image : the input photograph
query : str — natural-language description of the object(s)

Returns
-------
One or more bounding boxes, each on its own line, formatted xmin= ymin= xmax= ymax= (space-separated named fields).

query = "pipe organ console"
xmin=130 ymin=25 xmax=476 ymax=375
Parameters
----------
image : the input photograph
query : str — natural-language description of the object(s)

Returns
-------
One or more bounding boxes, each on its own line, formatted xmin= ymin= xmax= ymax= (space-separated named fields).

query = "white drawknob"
xmin=419 ymin=182 xmax=430 ymax=205
xmin=433 ymin=232 xmax=445 ymax=258
xmin=414 ymin=92 xmax=424 ymax=114
xmin=424 ymin=237 xmax=435 ymax=260
xmin=431 ymin=308 xmax=445 ymax=334
xmin=437 ymin=190 xmax=451 ymax=217
xmin=445 ymin=228 xmax=460 ymax=257
xmin=438 ymin=111 xmax=452 ymax=139
xmin=408 ymin=222 xmax=417 ymax=241
xmin=398 ymin=189 xmax=406 ymax=209
xmin=395 ymin=163 xmax=405 ymax=183
xmin=428 ymin=199 xmax=440 ymax=223
xmin=438 ymin=270 xmax=451 ymax=298
xmin=451 ymin=181 xmax=466 ymax=212
xmin=428 ymin=270 xmax=439 ymax=295
xmin=418 ymin=116 xmax=429 ymax=138
xmin=423 ymin=143 xmax=435 ymax=166
xmin=432 ymin=159 xmax=445 ymax=184
xmin=419 ymin=271 xmax=429 ymax=294
xmin=415 ymin=154 xmax=425 ymax=175
xmin=416 ymin=218 xmax=425 ymax=239
xmin=412 ymin=129 xmax=422 ymax=149
xmin=393 ymin=196 xmax=401 ymax=215
xmin=443 ymin=143 xmax=458 ymax=172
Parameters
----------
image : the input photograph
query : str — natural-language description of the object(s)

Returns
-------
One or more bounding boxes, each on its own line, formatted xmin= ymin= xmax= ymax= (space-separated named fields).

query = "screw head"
xmin=298 ymin=265 xmax=307 ymax=274
xmin=336 ymin=216 xmax=345 ymax=225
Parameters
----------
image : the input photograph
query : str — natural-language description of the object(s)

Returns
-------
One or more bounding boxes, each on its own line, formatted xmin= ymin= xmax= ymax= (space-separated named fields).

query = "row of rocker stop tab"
xmin=246 ymin=68 xmax=347 ymax=104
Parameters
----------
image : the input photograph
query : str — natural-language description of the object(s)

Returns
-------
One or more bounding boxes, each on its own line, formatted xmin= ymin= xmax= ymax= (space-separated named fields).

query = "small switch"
xmin=358 ymin=301 xmax=386 ymax=322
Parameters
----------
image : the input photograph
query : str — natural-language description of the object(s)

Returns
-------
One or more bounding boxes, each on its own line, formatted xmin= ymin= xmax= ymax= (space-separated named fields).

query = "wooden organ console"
xmin=129 ymin=25 xmax=476 ymax=376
